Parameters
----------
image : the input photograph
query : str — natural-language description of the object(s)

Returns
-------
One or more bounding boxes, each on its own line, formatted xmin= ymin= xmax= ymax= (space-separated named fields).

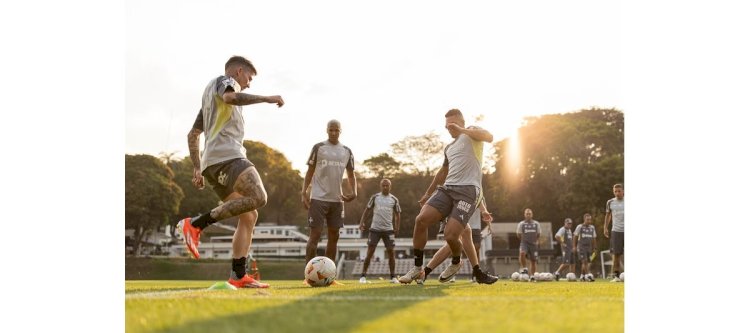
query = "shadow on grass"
xmin=156 ymin=284 xmax=452 ymax=333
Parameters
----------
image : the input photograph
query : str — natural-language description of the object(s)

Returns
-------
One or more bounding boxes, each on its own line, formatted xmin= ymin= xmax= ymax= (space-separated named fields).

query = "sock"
xmin=614 ymin=271 xmax=620 ymax=278
xmin=361 ymin=273 xmax=366 ymax=278
xmin=192 ymin=212 xmax=218 ymax=230
xmin=424 ymin=267 xmax=433 ymax=277
xmin=472 ymin=265 xmax=480 ymax=275
xmin=391 ymin=275 xmax=396 ymax=279
xmin=414 ymin=249 xmax=424 ymax=267
xmin=451 ymin=256 xmax=460 ymax=265
xmin=232 ymin=257 xmax=246 ymax=279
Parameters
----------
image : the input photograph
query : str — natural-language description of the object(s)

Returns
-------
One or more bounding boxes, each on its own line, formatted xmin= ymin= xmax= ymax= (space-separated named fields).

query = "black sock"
xmin=414 ymin=249 xmax=424 ymax=267
xmin=424 ymin=267 xmax=433 ymax=276
xmin=473 ymin=265 xmax=480 ymax=275
xmin=614 ymin=271 xmax=620 ymax=278
xmin=451 ymin=256 xmax=460 ymax=265
xmin=232 ymin=257 xmax=246 ymax=279
xmin=192 ymin=212 xmax=217 ymax=230
xmin=361 ymin=273 xmax=366 ymax=278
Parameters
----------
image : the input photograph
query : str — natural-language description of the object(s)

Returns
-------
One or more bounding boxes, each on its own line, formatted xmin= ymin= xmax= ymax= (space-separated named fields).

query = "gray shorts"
xmin=308 ymin=199 xmax=344 ymax=229
xmin=561 ymin=248 xmax=574 ymax=264
xmin=368 ymin=229 xmax=395 ymax=249
xmin=610 ymin=231 xmax=624 ymax=255
xmin=425 ymin=185 xmax=480 ymax=225
xmin=520 ymin=242 xmax=538 ymax=262
xmin=578 ymin=248 xmax=594 ymax=263
xmin=202 ymin=158 xmax=254 ymax=200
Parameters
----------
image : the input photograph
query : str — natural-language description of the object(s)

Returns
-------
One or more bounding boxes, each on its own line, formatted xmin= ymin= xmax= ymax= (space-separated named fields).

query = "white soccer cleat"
xmin=610 ymin=277 xmax=622 ymax=282
xmin=398 ymin=266 xmax=425 ymax=284
xmin=390 ymin=277 xmax=399 ymax=284
xmin=359 ymin=276 xmax=367 ymax=284
xmin=439 ymin=262 xmax=461 ymax=283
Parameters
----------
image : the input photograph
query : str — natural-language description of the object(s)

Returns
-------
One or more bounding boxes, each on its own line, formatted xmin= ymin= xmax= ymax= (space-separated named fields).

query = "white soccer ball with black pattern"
xmin=519 ymin=273 xmax=530 ymax=282
xmin=566 ymin=273 xmax=577 ymax=281
xmin=304 ymin=256 xmax=337 ymax=287
xmin=619 ymin=272 xmax=624 ymax=282
xmin=511 ymin=272 xmax=520 ymax=281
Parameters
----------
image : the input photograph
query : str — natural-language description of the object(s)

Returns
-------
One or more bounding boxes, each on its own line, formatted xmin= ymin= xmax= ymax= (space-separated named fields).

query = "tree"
xmin=362 ymin=153 xmax=401 ymax=178
xmin=242 ymin=140 xmax=307 ymax=226
xmin=486 ymin=108 xmax=624 ymax=252
xmin=389 ymin=132 xmax=445 ymax=176
xmin=125 ymin=154 xmax=184 ymax=256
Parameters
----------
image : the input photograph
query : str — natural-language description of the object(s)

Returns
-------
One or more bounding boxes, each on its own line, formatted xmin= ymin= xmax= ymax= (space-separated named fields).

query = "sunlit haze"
xmin=126 ymin=0 xmax=621 ymax=173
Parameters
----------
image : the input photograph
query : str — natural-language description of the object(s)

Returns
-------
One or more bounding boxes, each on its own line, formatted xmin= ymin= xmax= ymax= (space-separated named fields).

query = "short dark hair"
xmin=445 ymin=108 xmax=463 ymax=118
xmin=613 ymin=183 xmax=623 ymax=189
xmin=225 ymin=56 xmax=257 ymax=75
xmin=584 ymin=213 xmax=592 ymax=218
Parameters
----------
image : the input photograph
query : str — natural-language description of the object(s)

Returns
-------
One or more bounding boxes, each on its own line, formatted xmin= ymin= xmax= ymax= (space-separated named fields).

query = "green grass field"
xmin=126 ymin=279 xmax=623 ymax=333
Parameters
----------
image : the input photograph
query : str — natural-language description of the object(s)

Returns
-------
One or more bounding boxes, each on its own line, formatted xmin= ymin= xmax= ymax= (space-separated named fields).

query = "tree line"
xmin=125 ymin=108 xmax=623 ymax=254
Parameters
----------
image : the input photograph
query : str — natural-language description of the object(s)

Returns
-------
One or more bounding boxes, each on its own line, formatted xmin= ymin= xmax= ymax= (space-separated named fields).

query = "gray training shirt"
xmin=307 ymin=141 xmax=354 ymax=202
xmin=443 ymin=126 xmax=484 ymax=188
xmin=556 ymin=227 xmax=573 ymax=251
xmin=574 ymin=224 xmax=597 ymax=249
xmin=606 ymin=197 xmax=625 ymax=232
xmin=517 ymin=220 xmax=541 ymax=244
xmin=366 ymin=193 xmax=401 ymax=231
xmin=194 ymin=75 xmax=247 ymax=171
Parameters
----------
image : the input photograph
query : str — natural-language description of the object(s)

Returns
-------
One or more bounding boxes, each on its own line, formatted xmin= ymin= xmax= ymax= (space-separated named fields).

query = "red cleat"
xmin=229 ymin=274 xmax=270 ymax=288
xmin=177 ymin=217 xmax=201 ymax=259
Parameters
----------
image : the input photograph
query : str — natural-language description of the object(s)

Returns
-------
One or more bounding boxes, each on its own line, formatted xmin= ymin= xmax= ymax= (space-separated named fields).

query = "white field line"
xmin=126 ymin=290 xmax=621 ymax=302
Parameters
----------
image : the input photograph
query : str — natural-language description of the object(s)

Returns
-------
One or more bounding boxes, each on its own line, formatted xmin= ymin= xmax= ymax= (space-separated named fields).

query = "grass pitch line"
xmin=126 ymin=291 xmax=621 ymax=303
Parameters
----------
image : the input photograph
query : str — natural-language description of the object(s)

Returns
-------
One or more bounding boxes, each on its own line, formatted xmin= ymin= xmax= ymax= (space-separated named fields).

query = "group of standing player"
xmin=174 ymin=55 xmax=622 ymax=288
xmin=537 ymin=184 xmax=625 ymax=282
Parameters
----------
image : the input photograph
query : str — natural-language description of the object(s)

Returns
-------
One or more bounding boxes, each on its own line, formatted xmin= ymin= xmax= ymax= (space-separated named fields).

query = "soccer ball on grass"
xmin=304 ymin=256 xmax=337 ymax=287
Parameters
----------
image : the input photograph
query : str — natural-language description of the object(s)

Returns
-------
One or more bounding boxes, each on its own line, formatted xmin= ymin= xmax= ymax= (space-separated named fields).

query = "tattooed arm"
xmin=187 ymin=127 xmax=204 ymax=189
xmin=222 ymin=92 xmax=285 ymax=107
xmin=188 ymin=109 xmax=205 ymax=189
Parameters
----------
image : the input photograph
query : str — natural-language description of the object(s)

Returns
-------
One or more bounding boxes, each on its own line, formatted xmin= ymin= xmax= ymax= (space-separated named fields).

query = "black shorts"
xmin=308 ymin=199 xmax=344 ymax=229
xmin=202 ymin=158 xmax=254 ymax=200
xmin=578 ymin=248 xmax=594 ymax=263
xmin=368 ymin=229 xmax=395 ymax=249
xmin=520 ymin=242 xmax=539 ymax=262
xmin=610 ymin=231 xmax=624 ymax=255
xmin=425 ymin=185 xmax=480 ymax=225
xmin=561 ymin=248 xmax=574 ymax=264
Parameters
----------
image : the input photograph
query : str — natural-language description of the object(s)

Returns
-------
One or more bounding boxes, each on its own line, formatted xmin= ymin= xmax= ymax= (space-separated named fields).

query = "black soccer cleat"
xmin=474 ymin=269 xmax=499 ymax=285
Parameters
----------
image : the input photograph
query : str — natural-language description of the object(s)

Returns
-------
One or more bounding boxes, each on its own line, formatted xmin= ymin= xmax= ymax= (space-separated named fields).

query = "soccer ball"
xmin=511 ymin=272 xmax=520 ymax=281
xmin=566 ymin=273 xmax=576 ymax=281
xmin=304 ymin=256 xmax=337 ymax=287
xmin=519 ymin=273 xmax=530 ymax=282
xmin=619 ymin=272 xmax=625 ymax=282
xmin=533 ymin=272 xmax=540 ymax=279
xmin=585 ymin=273 xmax=594 ymax=281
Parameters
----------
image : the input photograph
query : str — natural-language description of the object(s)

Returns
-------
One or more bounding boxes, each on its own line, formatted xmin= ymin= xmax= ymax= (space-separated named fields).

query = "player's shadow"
xmin=157 ymin=283 xmax=452 ymax=333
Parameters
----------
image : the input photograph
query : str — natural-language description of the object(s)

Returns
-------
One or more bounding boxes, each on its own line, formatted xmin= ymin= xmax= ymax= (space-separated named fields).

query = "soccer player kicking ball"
xmin=177 ymin=56 xmax=284 ymax=288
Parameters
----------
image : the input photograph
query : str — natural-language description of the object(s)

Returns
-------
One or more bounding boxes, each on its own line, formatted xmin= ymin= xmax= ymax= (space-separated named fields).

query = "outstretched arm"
xmin=222 ymin=91 xmax=285 ymax=107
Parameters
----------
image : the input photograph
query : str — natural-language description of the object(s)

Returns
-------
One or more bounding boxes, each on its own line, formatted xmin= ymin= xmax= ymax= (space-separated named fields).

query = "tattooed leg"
xmin=210 ymin=167 xmax=268 ymax=220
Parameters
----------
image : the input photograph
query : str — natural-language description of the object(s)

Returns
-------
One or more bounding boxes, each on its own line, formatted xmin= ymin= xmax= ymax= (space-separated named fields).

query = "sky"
xmin=126 ymin=0 xmax=621 ymax=172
